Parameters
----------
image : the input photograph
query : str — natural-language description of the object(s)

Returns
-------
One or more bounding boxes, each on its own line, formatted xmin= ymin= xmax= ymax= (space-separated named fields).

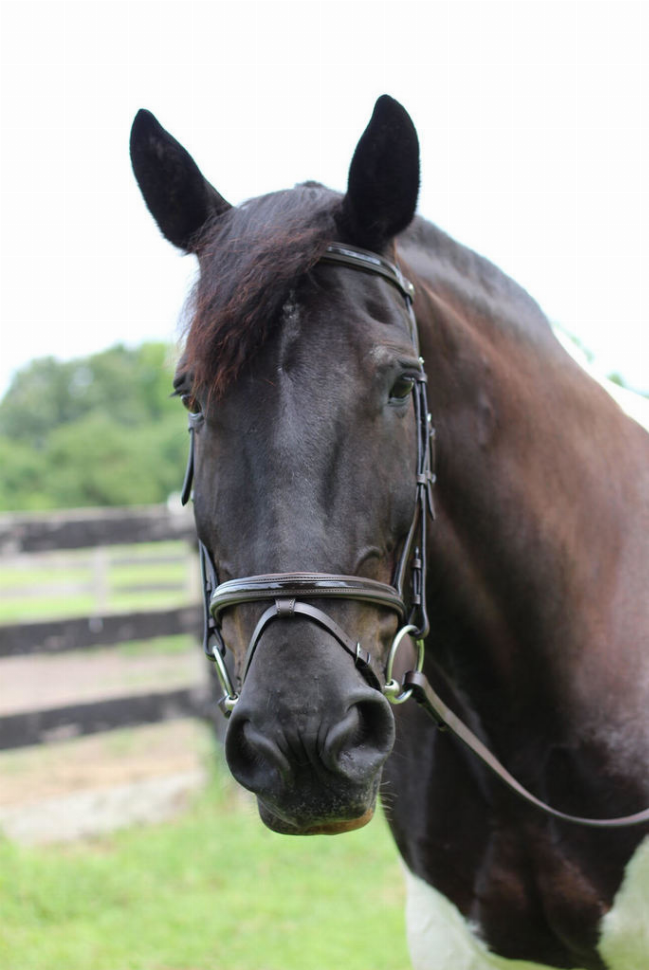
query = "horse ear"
xmin=340 ymin=95 xmax=420 ymax=250
xmin=130 ymin=109 xmax=231 ymax=252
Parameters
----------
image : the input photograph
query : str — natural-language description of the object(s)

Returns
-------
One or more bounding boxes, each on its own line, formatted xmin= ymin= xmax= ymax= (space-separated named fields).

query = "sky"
xmin=1 ymin=0 xmax=647 ymax=396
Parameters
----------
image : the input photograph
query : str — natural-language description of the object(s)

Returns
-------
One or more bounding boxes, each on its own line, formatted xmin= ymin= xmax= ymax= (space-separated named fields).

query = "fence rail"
xmin=0 ymin=504 xmax=213 ymax=751
xmin=0 ymin=689 xmax=202 ymax=750
xmin=0 ymin=605 xmax=202 ymax=657
xmin=0 ymin=504 xmax=196 ymax=554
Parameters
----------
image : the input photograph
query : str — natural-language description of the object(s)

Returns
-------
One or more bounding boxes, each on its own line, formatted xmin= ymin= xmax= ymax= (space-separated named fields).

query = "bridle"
xmin=180 ymin=242 xmax=649 ymax=830
xmin=181 ymin=243 xmax=435 ymax=707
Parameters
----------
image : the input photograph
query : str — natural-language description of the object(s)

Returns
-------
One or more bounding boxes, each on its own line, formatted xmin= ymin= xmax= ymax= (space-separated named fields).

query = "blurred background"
xmin=0 ymin=3 xmax=647 ymax=968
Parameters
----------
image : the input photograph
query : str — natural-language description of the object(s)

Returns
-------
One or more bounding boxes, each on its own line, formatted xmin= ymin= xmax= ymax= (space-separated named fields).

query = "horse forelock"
xmin=183 ymin=185 xmax=339 ymax=399
xmin=182 ymin=181 xmax=555 ymax=406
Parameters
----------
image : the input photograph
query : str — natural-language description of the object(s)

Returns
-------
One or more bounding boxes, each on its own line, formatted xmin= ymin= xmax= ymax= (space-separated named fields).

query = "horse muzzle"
xmin=224 ymin=665 xmax=396 ymax=834
xmin=207 ymin=570 xmax=424 ymax=833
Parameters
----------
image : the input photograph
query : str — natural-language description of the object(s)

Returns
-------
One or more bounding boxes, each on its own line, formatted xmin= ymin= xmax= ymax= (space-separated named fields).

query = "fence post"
xmin=92 ymin=546 xmax=109 ymax=615
xmin=0 ymin=504 xmax=203 ymax=749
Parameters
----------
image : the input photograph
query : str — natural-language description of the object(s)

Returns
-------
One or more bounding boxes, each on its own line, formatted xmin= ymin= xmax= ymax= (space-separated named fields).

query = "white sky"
xmin=1 ymin=0 xmax=647 ymax=395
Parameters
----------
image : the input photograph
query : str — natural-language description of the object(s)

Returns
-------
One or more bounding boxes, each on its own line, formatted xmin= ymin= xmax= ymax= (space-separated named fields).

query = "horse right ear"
xmin=339 ymin=95 xmax=420 ymax=250
xmin=130 ymin=110 xmax=231 ymax=252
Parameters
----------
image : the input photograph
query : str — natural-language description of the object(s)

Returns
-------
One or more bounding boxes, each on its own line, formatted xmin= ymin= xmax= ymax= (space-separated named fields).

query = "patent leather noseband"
xmin=211 ymin=573 xmax=408 ymax=690
xmin=183 ymin=243 xmax=435 ymax=713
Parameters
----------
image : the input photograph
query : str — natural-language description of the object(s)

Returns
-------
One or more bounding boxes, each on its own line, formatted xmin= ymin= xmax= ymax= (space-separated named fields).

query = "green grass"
xmin=0 ymin=544 xmax=409 ymax=968
xmin=115 ymin=634 xmax=195 ymax=657
xmin=0 ymin=764 xmax=408 ymax=970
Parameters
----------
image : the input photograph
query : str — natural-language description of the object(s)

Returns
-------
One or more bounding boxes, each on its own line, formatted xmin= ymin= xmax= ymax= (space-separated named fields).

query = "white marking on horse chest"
xmin=403 ymin=836 xmax=649 ymax=970
xmin=598 ymin=836 xmax=649 ymax=970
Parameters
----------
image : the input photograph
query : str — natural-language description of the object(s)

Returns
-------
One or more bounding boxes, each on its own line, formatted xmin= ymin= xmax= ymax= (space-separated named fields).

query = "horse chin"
xmin=257 ymin=799 xmax=377 ymax=836
xmin=302 ymin=808 xmax=375 ymax=835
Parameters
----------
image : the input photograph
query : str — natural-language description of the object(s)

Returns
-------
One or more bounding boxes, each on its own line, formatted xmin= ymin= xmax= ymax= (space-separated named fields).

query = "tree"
xmin=0 ymin=343 xmax=188 ymax=511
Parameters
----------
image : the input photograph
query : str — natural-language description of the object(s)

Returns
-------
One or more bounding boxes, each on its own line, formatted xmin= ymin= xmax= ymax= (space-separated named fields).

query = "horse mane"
xmin=184 ymin=183 xmax=339 ymax=397
xmin=401 ymin=217 xmax=554 ymax=344
xmin=183 ymin=181 xmax=555 ymax=399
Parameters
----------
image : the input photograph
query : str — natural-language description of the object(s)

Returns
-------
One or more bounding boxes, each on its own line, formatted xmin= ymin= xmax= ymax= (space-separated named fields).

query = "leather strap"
xmin=243 ymin=599 xmax=381 ymax=689
xmin=404 ymin=670 xmax=649 ymax=829
xmin=320 ymin=245 xmax=416 ymax=302
xmin=180 ymin=410 xmax=203 ymax=507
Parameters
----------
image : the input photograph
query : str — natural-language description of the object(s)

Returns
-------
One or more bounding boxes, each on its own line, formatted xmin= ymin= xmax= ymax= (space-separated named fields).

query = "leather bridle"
xmin=182 ymin=243 xmax=435 ymax=708
xmin=180 ymin=242 xmax=649 ymax=830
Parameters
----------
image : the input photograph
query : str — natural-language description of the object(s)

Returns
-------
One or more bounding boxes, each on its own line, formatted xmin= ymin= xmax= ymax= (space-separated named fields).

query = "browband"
xmin=320 ymin=245 xmax=415 ymax=301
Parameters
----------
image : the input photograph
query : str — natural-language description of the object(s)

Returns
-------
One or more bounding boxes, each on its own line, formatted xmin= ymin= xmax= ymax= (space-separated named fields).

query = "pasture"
xmin=0 ymin=531 xmax=408 ymax=969
xmin=0 ymin=540 xmax=191 ymax=624
xmin=0 ymin=744 xmax=408 ymax=970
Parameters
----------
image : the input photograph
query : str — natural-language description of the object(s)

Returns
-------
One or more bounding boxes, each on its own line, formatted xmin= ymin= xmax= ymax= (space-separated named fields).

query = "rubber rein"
xmin=182 ymin=243 xmax=649 ymax=830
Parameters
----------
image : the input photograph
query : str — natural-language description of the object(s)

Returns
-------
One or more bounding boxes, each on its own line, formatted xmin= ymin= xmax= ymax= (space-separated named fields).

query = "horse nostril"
xmin=225 ymin=688 xmax=394 ymax=799
xmin=321 ymin=692 xmax=395 ymax=781
xmin=225 ymin=713 xmax=293 ymax=794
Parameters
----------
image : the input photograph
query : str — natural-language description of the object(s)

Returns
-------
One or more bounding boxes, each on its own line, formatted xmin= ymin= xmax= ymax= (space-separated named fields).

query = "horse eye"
xmin=389 ymin=376 xmax=416 ymax=401
xmin=181 ymin=393 xmax=202 ymax=414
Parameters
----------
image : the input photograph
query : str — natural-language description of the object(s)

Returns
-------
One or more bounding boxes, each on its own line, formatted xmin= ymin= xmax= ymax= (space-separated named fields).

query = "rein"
xmin=182 ymin=243 xmax=649 ymax=830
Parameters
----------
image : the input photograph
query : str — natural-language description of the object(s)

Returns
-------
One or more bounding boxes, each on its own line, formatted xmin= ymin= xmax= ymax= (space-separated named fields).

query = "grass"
xmin=115 ymin=634 xmax=195 ymax=657
xmin=0 ymin=758 xmax=408 ymax=970
xmin=0 ymin=543 xmax=409 ymax=968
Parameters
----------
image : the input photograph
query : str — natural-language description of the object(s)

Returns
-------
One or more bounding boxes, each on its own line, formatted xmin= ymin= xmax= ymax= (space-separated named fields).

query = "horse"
xmin=130 ymin=96 xmax=649 ymax=970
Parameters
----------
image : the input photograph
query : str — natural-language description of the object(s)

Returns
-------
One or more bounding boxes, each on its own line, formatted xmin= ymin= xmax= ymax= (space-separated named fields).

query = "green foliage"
xmin=0 ymin=344 xmax=187 ymax=511
xmin=607 ymin=372 xmax=626 ymax=388
xmin=0 ymin=437 xmax=51 ymax=511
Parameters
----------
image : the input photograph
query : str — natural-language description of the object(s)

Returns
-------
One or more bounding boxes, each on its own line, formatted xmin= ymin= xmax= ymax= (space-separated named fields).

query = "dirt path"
xmin=0 ymin=648 xmax=202 ymax=714
xmin=0 ymin=649 xmax=217 ymax=843
xmin=0 ymin=719 xmax=214 ymax=843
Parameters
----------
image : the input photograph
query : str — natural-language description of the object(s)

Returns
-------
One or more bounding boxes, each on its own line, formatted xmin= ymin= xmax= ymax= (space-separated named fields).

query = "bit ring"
xmin=383 ymin=624 xmax=425 ymax=704
xmin=211 ymin=644 xmax=239 ymax=714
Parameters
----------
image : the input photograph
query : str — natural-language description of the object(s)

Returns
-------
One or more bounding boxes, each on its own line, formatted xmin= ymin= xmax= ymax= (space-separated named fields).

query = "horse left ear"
xmin=339 ymin=95 xmax=420 ymax=250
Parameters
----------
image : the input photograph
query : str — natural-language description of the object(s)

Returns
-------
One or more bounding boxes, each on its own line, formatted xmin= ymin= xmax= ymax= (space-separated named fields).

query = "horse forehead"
xmin=273 ymin=289 xmax=369 ymax=388
xmin=276 ymin=292 xmax=305 ymax=368
xmin=274 ymin=283 xmax=410 ymax=375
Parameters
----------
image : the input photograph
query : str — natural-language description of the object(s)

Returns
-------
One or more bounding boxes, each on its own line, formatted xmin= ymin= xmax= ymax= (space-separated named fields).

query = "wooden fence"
xmin=0 ymin=504 xmax=215 ymax=750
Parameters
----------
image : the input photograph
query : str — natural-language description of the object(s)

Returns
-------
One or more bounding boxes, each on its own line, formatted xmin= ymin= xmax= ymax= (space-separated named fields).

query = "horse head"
xmin=131 ymin=97 xmax=426 ymax=835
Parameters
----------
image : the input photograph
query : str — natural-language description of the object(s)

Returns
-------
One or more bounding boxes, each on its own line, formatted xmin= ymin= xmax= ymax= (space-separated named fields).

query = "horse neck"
xmin=416 ymin=278 xmax=649 ymax=760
